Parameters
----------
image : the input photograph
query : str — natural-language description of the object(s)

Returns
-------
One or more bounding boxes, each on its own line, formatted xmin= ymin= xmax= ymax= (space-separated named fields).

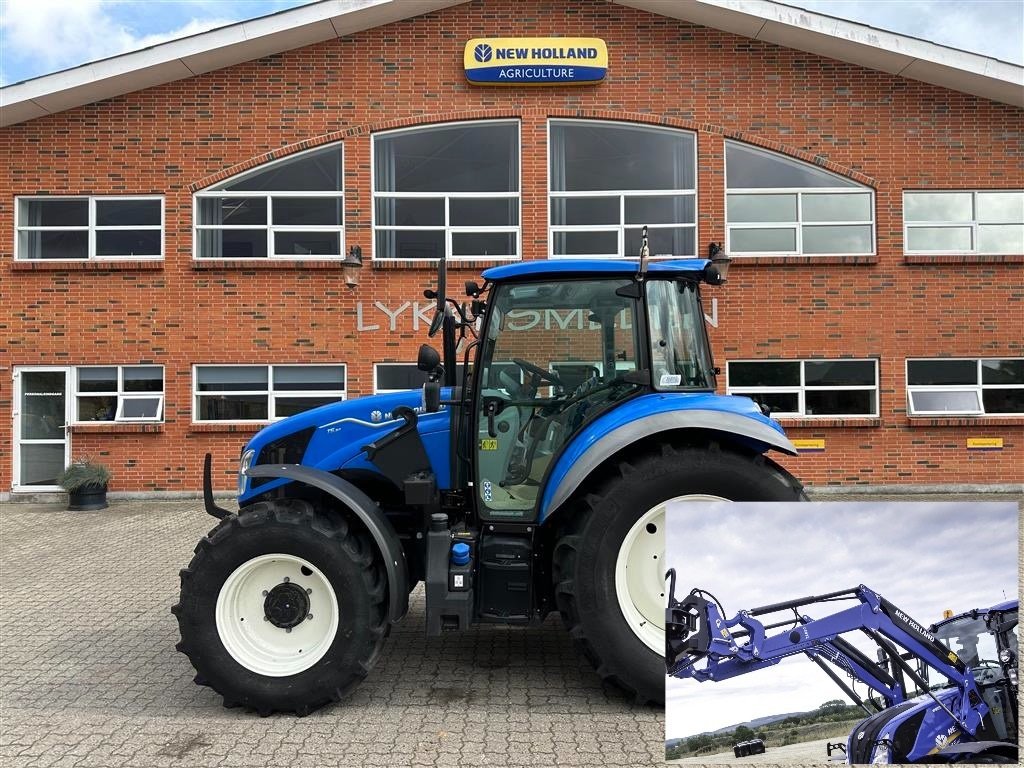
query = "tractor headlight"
xmin=870 ymin=738 xmax=892 ymax=765
xmin=238 ymin=449 xmax=255 ymax=495
xmin=999 ymin=648 xmax=1014 ymax=665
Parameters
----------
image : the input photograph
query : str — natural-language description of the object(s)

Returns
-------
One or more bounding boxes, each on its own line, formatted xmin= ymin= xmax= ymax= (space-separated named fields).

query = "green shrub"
xmin=58 ymin=460 xmax=111 ymax=492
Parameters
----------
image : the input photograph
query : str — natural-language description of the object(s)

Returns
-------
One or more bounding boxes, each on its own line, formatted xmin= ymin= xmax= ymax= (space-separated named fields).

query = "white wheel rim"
xmin=614 ymin=494 xmax=727 ymax=653
xmin=215 ymin=553 xmax=339 ymax=677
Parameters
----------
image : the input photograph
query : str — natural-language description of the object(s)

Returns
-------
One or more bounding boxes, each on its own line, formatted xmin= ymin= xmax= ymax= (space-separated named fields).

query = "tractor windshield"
xmin=646 ymin=279 xmax=716 ymax=391
xmin=474 ymin=278 xmax=641 ymax=520
xmin=934 ymin=614 xmax=1006 ymax=681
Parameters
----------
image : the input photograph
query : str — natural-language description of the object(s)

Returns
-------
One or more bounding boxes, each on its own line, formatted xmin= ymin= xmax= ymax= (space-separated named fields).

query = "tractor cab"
xmin=458 ymin=258 xmax=721 ymax=522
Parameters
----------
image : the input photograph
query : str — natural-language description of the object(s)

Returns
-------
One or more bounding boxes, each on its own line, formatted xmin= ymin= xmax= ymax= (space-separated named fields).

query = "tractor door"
xmin=473 ymin=278 xmax=641 ymax=521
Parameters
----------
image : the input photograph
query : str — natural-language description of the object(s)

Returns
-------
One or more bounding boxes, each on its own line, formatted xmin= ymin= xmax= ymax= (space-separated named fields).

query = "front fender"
xmin=245 ymin=463 xmax=409 ymax=623
xmin=539 ymin=393 xmax=797 ymax=522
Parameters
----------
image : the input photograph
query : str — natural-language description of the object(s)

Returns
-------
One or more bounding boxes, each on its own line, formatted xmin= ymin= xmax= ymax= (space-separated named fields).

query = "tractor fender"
xmin=245 ymin=463 xmax=409 ymax=623
xmin=539 ymin=406 xmax=798 ymax=522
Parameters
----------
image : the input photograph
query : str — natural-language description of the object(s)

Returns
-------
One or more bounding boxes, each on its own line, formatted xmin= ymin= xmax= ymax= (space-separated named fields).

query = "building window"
xmin=549 ymin=120 xmax=696 ymax=258
xmin=76 ymin=366 xmax=164 ymax=422
xmin=727 ymin=359 xmax=879 ymax=417
xmin=907 ymin=359 xmax=1024 ymax=415
xmin=725 ymin=142 xmax=874 ymax=256
xmin=194 ymin=365 xmax=346 ymax=421
xmin=904 ymin=191 xmax=1024 ymax=254
xmin=16 ymin=196 xmax=163 ymax=260
xmin=373 ymin=121 xmax=520 ymax=261
xmin=374 ymin=363 xmax=470 ymax=394
xmin=194 ymin=144 xmax=344 ymax=259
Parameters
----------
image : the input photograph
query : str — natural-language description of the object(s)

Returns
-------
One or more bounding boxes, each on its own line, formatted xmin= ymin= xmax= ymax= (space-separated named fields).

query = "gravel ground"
xmin=669 ymin=737 xmax=844 ymax=764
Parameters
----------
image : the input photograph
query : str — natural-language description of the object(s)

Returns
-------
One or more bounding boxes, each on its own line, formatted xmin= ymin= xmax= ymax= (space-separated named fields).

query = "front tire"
xmin=172 ymin=499 xmax=387 ymax=716
xmin=552 ymin=443 xmax=805 ymax=704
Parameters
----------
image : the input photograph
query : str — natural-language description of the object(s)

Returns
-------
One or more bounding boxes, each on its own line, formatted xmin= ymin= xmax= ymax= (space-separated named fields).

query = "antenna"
xmin=637 ymin=224 xmax=650 ymax=278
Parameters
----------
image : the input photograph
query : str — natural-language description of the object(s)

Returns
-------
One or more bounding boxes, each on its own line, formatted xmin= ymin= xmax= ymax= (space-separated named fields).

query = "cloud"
xmin=0 ymin=0 xmax=276 ymax=85
xmin=793 ymin=0 xmax=1024 ymax=65
xmin=664 ymin=501 xmax=1019 ymax=740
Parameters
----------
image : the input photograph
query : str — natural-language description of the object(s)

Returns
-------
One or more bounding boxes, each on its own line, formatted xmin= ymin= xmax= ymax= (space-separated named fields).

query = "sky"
xmin=1 ymin=0 xmax=1022 ymax=87
xmin=664 ymin=501 xmax=1019 ymax=741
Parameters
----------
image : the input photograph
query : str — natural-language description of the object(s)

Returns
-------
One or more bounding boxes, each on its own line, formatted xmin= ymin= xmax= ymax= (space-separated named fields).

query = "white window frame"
xmin=724 ymin=142 xmax=875 ymax=257
xmin=193 ymin=144 xmax=345 ymax=261
xmin=727 ymin=359 xmax=879 ymax=418
xmin=74 ymin=365 xmax=165 ymax=423
xmin=192 ymin=364 xmax=347 ymax=423
xmin=906 ymin=358 xmax=1024 ymax=416
xmin=371 ymin=120 xmax=521 ymax=262
xmin=548 ymin=118 xmax=698 ymax=260
xmin=903 ymin=190 xmax=1024 ymax=255
xmin=15 ymin=195 xmax=165 ymax=261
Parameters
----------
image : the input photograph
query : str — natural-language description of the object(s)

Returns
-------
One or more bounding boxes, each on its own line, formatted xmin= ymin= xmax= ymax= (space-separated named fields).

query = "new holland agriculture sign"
xmin=464 ymin=37 xmax=608 ymax=85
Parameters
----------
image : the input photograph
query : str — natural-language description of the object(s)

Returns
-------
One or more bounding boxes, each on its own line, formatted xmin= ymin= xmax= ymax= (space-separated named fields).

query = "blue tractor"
xmin=173 ymin=238 xmax=805 ymax=715
xmin=666 ymin=575 xmax=1019 ymax=763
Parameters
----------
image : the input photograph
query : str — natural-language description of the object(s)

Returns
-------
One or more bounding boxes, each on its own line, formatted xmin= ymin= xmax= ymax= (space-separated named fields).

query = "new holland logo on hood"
xmin=464 ymin=37 xmax=608 ymax=85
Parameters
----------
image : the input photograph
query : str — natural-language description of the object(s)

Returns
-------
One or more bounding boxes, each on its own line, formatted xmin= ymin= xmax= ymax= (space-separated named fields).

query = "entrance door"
xmin=13 ymin=368 xmax=71 ymax=491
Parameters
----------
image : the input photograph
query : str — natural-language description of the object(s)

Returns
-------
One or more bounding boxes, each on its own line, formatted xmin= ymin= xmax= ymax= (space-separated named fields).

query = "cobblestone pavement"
xmin=0 ymin=500 xmax=663 ymax=768
xmin=2 ymin=495 xmax=1020 ymax=768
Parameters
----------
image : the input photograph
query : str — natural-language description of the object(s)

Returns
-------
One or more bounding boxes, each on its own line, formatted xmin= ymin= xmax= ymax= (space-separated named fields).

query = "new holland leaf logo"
xmin=474 ymin=44 xmax=493 ymax=62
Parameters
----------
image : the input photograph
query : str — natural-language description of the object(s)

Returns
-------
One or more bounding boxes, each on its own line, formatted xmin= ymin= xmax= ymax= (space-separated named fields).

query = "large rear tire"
xmin=172 ymin=499 xmax=387 ymax=716
xmin=552 ymin=444 xmax=805 ymax=704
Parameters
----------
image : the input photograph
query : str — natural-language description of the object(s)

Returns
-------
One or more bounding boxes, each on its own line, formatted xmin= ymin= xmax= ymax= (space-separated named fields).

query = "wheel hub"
xmin=263 ymin=582 xmax=310 ymax=629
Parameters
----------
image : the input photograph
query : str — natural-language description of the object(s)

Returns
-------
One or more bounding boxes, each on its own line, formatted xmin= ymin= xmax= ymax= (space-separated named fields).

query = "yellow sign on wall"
xmin=464 ymin=37 xmax=608 ymax=85
xmin=793 ymin=439 xmax=826 ymax=453
xmin=967 ymin=437 xmax=1003 ymax=450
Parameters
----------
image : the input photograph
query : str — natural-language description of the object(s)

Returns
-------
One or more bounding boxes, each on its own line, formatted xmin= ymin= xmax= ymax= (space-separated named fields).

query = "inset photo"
xmin=664 ymin=502 xmax=1019 ymax=765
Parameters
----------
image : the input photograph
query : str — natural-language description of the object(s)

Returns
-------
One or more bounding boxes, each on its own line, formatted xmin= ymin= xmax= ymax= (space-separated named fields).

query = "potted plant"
xmin=58 ymin=459 xmax=111 ymax=511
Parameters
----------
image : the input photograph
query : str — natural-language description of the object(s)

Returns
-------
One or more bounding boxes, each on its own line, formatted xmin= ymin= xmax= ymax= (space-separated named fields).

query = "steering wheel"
xmin=512 ymin=357 xmax=562 ymax=386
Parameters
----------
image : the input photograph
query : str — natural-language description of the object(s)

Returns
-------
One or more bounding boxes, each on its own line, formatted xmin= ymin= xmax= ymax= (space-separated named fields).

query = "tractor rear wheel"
xmin=552 ymin=443 xmax=805 ymax=704
xmin=172 ymin=498 xmax=387 ymax=716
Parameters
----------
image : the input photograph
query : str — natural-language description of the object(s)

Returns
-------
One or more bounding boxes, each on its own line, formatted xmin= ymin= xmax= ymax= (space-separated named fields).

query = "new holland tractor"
xmin=173 ymin=235 xmax=806 ymax=715
xmin=665 ymin=575 xmax=1019 ymax=763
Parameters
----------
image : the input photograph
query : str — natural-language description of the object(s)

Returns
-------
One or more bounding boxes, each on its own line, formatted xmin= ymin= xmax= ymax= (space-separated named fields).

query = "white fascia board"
xmin=616 ymin=0 xmax=1024 ymax=108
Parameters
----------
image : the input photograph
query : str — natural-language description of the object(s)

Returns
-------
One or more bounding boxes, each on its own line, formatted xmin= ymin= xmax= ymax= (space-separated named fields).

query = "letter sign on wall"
xmin=464 ymin=37 xmax=608 ymax=85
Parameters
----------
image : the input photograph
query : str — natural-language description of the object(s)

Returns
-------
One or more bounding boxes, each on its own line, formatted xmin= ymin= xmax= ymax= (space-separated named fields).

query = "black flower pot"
xmin=67 ymin=483 xmax=108 ymax=511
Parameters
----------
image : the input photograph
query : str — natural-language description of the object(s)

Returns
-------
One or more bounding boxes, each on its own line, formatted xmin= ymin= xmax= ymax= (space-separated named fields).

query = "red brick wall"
xmin=1 ymin=0 xmax=1022 ymax=492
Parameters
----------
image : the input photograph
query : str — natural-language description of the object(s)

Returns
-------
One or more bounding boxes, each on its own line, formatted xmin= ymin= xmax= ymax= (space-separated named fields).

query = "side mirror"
xmin=422 ymin=380 xmax=441 ymax=413
xmin=417 ymin=344 xmax=440 ymax=372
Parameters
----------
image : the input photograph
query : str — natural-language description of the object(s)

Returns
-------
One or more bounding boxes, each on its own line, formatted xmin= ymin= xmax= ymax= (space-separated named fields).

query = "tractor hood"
xmin=237 ymin=389 xmax=453 ymax=504
xmin=846 ymin=688 xmax=970 ymax=763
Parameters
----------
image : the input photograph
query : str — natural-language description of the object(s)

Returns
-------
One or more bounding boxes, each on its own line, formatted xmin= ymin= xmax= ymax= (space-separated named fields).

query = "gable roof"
xmin=2 ymin=0 xmax=1021 ymax=127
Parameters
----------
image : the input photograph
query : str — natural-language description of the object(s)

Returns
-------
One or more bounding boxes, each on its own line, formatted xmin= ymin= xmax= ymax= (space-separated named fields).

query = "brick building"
xmin=1 ymin=0 xmax=1022 ymax=498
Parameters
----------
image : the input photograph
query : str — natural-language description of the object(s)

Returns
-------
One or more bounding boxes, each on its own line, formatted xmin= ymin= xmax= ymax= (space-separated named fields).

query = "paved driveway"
xmin=0 ymin=501 xmax=663 ymax=768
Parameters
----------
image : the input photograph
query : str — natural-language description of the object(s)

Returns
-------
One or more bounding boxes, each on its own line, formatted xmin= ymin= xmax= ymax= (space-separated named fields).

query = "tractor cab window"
xmin=475 ymin=279 xmax=640 ymax=520
xmin=646 ymin=279 xmax=716 ymax=390
xmin=934 ymin=614 xmax=1005 ymax=682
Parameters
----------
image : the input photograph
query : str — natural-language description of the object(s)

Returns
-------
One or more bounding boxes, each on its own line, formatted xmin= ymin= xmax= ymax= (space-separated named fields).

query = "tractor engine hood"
xmin=237 ymin=389 xmax=453 ymax=503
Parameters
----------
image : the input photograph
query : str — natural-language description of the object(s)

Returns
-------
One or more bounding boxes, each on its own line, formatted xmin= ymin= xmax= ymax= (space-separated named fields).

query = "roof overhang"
xmin=2 ymin=0 xmax=1021 ymax=128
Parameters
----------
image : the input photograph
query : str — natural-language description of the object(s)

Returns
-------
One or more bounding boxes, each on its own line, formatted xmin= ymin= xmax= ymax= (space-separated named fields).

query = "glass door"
xmin=13 ymin=368 xmax=71 ymax=491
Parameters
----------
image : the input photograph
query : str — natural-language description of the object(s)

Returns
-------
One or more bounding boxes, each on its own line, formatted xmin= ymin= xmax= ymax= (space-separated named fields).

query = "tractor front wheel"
xmin=172 ymin=499 xmax=387 ymax=716
xmin=552 ymin=443 xmax=805 ymax=704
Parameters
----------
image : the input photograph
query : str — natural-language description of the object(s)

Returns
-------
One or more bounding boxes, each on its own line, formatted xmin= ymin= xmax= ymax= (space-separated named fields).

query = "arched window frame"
xmin=371 ymin=119 xmax=521 ymax=262
xmin=724 ymin=141 xmax=875 ymax=257
xmin=192 ymin=142 xmax=345 ymax=261
xmin=547 ymin=119 xmax=698 ymax=259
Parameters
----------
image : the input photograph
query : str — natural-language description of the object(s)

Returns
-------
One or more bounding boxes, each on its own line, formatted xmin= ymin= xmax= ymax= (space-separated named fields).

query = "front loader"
xmin=172 ymin=232 xmax=806 ymax=715
xmin=665 ymin=574 xmax=1019 ymax=763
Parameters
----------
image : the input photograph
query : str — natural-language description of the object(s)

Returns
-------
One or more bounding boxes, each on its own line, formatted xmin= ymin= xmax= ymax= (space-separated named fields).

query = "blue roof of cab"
xmin=482 ymin=258 xmax=710 ymax=281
